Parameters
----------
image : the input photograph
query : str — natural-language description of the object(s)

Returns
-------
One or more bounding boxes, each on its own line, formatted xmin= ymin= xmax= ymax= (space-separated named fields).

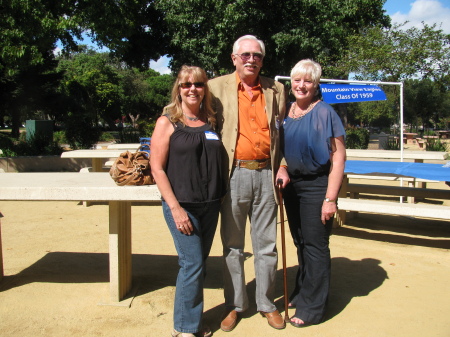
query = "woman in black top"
xmin=151 ymin=66 xmax=225 ymax=337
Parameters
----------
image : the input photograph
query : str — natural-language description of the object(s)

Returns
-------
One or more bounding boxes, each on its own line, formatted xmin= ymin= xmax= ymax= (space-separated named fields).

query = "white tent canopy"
xmin=275 ymin=76 xmax=405 ymax=161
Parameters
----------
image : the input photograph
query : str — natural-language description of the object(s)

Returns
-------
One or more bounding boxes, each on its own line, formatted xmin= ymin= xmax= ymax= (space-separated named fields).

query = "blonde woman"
xmin=278 ymin=59 xmax=346 ymax=327
xmin=151 ymin=66 xmax=226 ymax=337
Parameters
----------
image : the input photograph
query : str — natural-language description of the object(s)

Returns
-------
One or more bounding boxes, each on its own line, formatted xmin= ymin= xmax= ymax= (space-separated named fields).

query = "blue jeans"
xmin=162 ymin=199 xmax=221 ymax=334
xmin=282 ymin=174 xmax=333 ymax=324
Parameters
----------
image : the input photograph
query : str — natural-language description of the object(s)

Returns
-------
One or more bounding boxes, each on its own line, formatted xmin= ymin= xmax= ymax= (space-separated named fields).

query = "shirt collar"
xmin=235 ymin=72 xmax=262 ymax=91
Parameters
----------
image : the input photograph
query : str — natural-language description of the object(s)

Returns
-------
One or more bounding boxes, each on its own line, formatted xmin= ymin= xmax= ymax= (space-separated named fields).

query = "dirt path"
xmin=0 ymin=200 xmax=449 ymax=337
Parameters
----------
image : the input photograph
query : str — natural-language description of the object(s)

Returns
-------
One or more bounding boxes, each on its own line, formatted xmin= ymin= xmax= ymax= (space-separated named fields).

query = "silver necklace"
xmin=183 ymin=113 xmax=199 ymax=122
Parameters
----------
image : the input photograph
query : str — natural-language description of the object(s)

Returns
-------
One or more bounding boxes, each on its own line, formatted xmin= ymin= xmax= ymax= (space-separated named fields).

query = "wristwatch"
xmin=324 ymin=197 xmax=336 ymax=203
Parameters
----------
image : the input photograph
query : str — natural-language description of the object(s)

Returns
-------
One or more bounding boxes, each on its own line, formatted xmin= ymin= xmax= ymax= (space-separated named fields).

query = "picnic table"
xmin=0 ymin=172 xmax=161 ymax=304
xmin=106 ymin=143 xmax=141 ymax=150
xmin=403 ymin=132 xmax=418 ymax=144
xmin=335 ymin=160 xmax=450 ymax=226
xmin=61 ymin=149 xmax=124 ymax=172
xmin=436 ymin=130 xmax=450 ymax=139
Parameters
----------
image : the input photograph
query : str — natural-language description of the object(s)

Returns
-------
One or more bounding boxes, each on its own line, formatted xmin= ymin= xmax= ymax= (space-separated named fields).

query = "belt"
xmin=233 ymin=159 xmax=270 ymax=170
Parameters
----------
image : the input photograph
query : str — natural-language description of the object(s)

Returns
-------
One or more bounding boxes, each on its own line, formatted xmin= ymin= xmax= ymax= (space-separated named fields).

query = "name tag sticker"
xmin=205 ymin=131 xmax=219 ymax=140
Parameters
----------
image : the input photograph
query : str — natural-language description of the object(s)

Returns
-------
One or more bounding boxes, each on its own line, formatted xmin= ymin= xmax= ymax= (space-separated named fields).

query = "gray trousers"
xmin=220 ymin=166 xmax=278 ymax=313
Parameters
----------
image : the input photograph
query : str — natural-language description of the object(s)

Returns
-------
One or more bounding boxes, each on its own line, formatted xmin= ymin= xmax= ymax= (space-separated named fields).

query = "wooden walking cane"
xmin=276 ymin=179 xmax=290 ymax=323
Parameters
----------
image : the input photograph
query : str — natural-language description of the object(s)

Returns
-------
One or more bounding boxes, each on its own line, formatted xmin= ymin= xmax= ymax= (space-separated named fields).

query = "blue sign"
xmin=320 ymin=84 xmax=387 ymax=104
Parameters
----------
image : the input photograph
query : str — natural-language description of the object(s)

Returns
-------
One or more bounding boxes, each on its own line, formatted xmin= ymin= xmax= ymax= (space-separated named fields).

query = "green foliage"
xmin=342 ymin=22 xmax=450 ymax=82
xmin=156 ymin=0 xmax=389 ymax=77
xmin=78 ymin=1 xmax=167 ymax=69
xmin=347 ymin=91 xmax=398 ymax=129
xmin=14 ymin=132 xmax=63 ymax=156
xmin=99 ymin=132 xmax=116 ymax=142
xmin=117 ymin=127 xmax=140 ymax=143
xmin=0 ymin=133 xmax=15 ymax=157
xmin=53 ymin=131 xmax=67 ymax=144
xmin=57 ymin=50 xmax=123 ymax=128
xmin=338 ymin=22 xmax=450 ymax=132
xmin=63 ymin=114 xmax=102 ymax=149
xmin=345 ymin=127 xmax=370 ymax=149
xmin=2 ymin=0 xmax=449 ymax=146
xmin=137 ymin=119 xmax=157 ymax=137
xmin=0 ymin=0 xmax=82 ymax=76
xmin=426 ymin=138 xmax=449 ymax=152
xmin=120 ymin=67 xmax=173 ymax=121
xmin=404 ymin=78 xmax=444 ymax=129
xmin=0 ymin=131 xmax=62 ymax=157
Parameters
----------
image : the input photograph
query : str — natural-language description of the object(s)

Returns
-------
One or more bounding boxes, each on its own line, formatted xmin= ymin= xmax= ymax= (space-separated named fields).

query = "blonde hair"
xmin=164 ymin=65 xmax=216 ymax=128
xmin=290 ymin=59 xmax=322 ymax=87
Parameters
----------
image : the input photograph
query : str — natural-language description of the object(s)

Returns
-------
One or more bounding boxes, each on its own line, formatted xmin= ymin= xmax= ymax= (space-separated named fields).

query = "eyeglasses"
xmin=235 ymin=52 xmax=264 ymax=62
xmin=179 ymin=82 xmax=205 ymax=89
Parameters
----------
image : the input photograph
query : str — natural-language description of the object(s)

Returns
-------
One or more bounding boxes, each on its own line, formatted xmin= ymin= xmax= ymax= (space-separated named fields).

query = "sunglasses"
xmin=179 ymin=82 xmax=205 ymax=89
xmin=235 ymin=52 xmax=264 ymax=62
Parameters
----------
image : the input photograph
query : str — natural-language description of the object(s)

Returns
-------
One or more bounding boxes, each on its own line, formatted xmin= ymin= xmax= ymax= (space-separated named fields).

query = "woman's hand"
xmin=321 ymin=201 xmax=337 ymax=225
xmin=171 ymin=205 xmax=194 ymax=235
xmin=276 ymin=166 xmax=290 ymax=189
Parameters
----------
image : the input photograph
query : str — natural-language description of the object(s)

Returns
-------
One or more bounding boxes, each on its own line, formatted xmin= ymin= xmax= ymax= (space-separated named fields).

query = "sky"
xmin=55 ymin=0 xmax=450 ymax=74
xmin=384 ymin=0 xmax=450 ymax=32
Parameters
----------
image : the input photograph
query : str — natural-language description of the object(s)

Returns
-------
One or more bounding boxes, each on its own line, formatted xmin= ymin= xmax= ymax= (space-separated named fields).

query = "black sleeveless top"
xmin=165 ymin=118 xmax=226 ymax=203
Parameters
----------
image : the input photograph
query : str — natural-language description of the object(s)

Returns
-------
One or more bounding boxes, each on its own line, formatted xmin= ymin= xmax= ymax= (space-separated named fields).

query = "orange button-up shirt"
xmin=235 ymin=74 xmax=270 ymax=160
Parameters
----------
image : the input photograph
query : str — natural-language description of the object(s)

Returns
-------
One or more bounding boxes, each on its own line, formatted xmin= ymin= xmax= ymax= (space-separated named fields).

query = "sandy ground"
xmin=1 ymin=136 xmax=449 ymax=337
xmin=0 ymin=198 xmax=449 ymax=337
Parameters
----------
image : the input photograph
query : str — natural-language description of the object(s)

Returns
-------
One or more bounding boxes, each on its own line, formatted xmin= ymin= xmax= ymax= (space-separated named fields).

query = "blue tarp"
xmin=345 ymin=160 xmax=450 ymax=182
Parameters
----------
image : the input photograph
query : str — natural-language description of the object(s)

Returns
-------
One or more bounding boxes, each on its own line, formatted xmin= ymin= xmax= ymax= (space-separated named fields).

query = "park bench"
xmin=334 ymin=173 xmax=450 ymax=226
xmin=345 ymin=149 xmax=448 ymax=163
xmin=337 ymin=198 xmax=450 ymax=221
xmin=338 ymin=159 xmax=450 ymax=225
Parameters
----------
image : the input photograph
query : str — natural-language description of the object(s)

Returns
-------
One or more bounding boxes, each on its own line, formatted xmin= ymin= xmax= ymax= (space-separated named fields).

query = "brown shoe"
xmin=220 ymin=310 xmax=238 ymax=332
xmin=261 ymin=310 xmax=286 ymax=330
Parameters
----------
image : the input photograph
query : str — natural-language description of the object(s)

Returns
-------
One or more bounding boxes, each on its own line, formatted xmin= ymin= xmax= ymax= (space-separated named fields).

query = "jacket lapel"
xmin=260 ymin=77 xmax=279 ymax=123
xmin=225 ymin=73 xmax=239 ymax=126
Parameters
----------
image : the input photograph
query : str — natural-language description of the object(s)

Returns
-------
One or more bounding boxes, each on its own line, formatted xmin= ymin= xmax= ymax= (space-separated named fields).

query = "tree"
xmin=75 ymin=0 xmax=168 ymax=69
xmin=119 ymin=68 xmax=172 ymax=124
xmin=1 ymin=0 xmax=391 ymax=138
xmin=404 ymin=78 xmax=450 ymax=130
xmin=0 ymin=0 xmax=85 ymax=137
xmin=55 ymin=49 xmax=173 ymax=147
xmin=156 ymin=0 xmax=390 ymax=77
xmin=0 ymin=0 xmax=83 ymax=76
xmin=56 ymin=49 xmax=124 ymax=148
xmin=341 ymin=22 xmax=450 ymax=82
xmin=57 ymin=49 xmax=123 ymax=127
xmin=340 ymin=22 xmax=450 ymax=131
xmin=347 ymin=99 xmax=395 ymax=129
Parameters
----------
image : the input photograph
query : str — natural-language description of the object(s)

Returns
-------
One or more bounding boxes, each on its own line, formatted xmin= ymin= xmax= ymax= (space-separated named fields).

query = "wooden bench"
xmin=347 ymin=174 xmax=435 ymax=184
xmin=337 ymin=198 xmax=450 ymax=221
xmin=0 ymin=172 xmax=161 ymax=304
xmin=334 ymin=172 xmax=450 ymax=226
xmin=347 ymin=183 xmax=450 ymax=201
xmin=345 ymin=149 xmax=449 ymax=163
